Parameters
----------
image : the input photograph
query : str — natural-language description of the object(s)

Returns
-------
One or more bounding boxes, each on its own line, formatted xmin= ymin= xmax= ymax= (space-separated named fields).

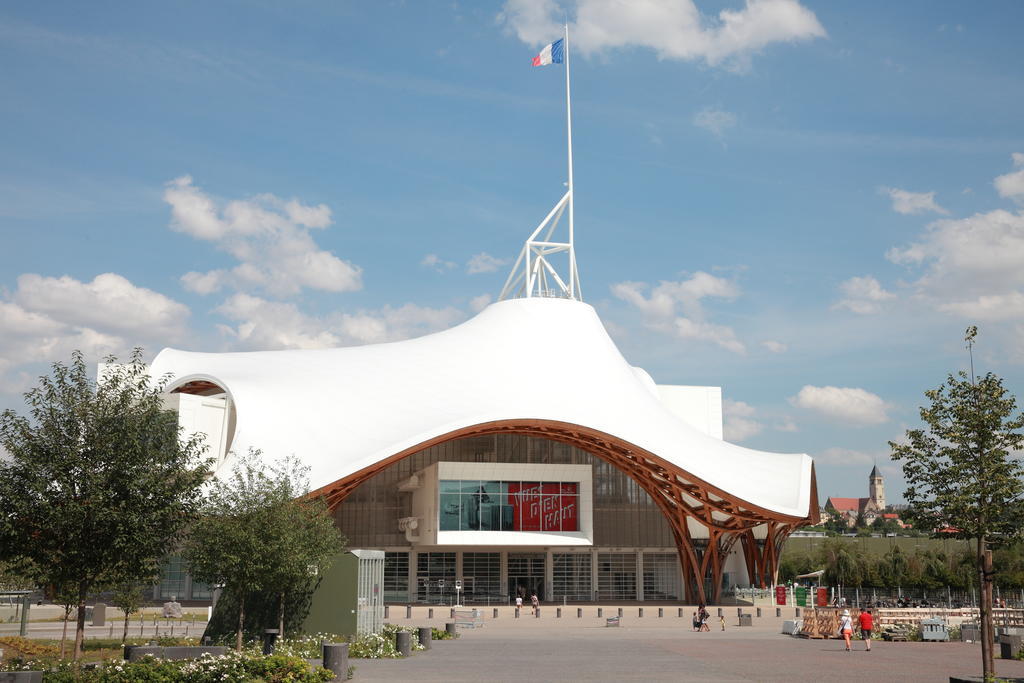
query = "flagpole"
xmin=564 ymin=22 xmax=576 ymax=298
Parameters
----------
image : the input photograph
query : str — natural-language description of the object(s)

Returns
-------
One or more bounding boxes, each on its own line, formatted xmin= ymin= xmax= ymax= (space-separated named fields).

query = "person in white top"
xmin=515 ymin=595 xmax=523 ymax=612
xmin=839 ymin=609 xmax=854 ymax=651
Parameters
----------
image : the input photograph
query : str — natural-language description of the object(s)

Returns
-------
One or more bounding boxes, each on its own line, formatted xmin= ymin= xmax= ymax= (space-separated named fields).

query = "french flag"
xmin=532 ymin=38 xmax=564 ymax=67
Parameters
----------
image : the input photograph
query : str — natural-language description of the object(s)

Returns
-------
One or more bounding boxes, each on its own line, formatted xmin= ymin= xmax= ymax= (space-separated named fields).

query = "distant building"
xmin=824 ymin=466 xmax=887 ymax=526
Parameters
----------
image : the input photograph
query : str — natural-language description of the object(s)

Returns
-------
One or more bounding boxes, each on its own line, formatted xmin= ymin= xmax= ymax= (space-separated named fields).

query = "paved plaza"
xmin=354 ymin=606 xmax=1024 ymax=682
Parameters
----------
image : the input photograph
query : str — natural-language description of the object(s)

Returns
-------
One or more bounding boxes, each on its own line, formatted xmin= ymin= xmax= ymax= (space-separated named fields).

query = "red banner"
xmin=508 ymin=482 xmax=578 ymax=531
xmin=816 ymin=587 xmax=828 ymax=607
xmin=775 ymin=585 xmax=787 ymax=605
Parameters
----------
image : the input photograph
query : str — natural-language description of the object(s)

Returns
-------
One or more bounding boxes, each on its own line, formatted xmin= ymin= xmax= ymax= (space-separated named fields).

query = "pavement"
xmin=348 ymin=605 xmax=1024 ymax=682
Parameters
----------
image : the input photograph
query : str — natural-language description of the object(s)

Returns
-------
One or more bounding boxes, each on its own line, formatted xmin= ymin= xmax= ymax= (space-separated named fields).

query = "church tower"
xmin=869 ymin=465 xmax=885 ymax=510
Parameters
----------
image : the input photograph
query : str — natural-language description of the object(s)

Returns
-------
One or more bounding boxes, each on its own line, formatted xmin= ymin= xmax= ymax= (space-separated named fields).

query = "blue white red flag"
xmin=532 ymin=39 xmax=564 ymax=67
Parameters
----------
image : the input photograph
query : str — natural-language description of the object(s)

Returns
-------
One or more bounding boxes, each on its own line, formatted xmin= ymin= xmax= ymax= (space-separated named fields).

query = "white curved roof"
xmin=151 ymin=298 xmax=813 ymax=519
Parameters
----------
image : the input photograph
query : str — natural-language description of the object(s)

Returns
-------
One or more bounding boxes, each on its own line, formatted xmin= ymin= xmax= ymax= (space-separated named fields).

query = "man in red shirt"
xmin=858 ymin=609 xmax=874 ymax=651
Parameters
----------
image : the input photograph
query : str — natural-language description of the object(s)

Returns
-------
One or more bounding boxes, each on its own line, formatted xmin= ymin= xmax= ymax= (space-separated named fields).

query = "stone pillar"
xmin=92 ymin=603 xmax=106 ymax=627
xmin=395 ymin=630 xmax=411 ymax=657
xmin=322 ymin=643 xmax=349 ymax=679
xmin=417 ymin=627 xmax=432 ymax=650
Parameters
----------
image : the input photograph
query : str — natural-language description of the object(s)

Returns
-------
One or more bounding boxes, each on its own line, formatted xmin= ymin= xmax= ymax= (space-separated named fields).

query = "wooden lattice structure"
xmin=801 ymin=607 xmax=863 ymax=639
xmin=310 ymin=419 xmax=818 ymax=605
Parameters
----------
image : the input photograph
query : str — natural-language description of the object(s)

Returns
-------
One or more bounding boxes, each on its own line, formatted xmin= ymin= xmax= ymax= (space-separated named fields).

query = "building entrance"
xmin=508 ymin=552 xmax=545 ymax=603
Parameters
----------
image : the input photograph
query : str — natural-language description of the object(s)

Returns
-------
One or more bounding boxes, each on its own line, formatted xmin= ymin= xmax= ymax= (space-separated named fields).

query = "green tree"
xmin=0 ymin=350 xmax=209 ymax=661
xmin=890 ymin=327 xmax=1024 ymax=681
xmin=112 ymin=581 xmax=147 ymax=643
xmin=183 ymin=450 xmax=344 ymax=650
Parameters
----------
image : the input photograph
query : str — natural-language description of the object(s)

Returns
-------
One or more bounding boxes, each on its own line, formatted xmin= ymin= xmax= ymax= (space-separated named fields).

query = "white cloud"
xmin=611 ymin=272 xmax=745 ymax=353
xmin=164 ymin=176 xmax=361 ymax=297
xmin=466 ymin=252 xmax=509 ymax=275
xmin=790 ymin=385 xmax=888 ymax=425
xmin=215 ymin=293 xmax=464 ymax=351
xmin=421 ymin=254 xmax=457 ymax=273
xmin=500 ymin=0 xmax=826 ymax=70
xmin=0 ymin=272 xmax=190 ymax=388
xmin=722 ymin=398 xmax=762 ymax=442
xmin=879 ymin=187 xmax=948 ymax=215
xmin=13 ymin=273 xmax=189 ymax=339
xmin=774 ymin=417 xmax=798 ymax=432
xmin=887 ymin=208 xmax=1024 ymax=321
xmin=693 ymin=107 xmax=736 ymax=137
xmin=832 ymin=275 xmax=895 ymax=314
xmin=994 ymin=152 xmax=1024 ymax=204
xmin=814 ymin=447 xmax=877 ymax=467
xmin=469 ymin=294 xmax=493 ymax=313
xmin=761 ymin=340 xmax=787 ymax=353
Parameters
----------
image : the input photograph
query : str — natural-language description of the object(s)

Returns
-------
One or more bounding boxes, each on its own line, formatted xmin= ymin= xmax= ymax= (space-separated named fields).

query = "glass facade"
xmin=334 ymin=433 xmax=673 ymax=548
xmin=508 ymin=552 xmax=545 ymax=602
xmin=461 ymin=552 xmax=501 ymax=602
xmin=597 ymin=552 xmax=637 ymax=601
xmin=416 ymin=552 xmax=455 ymax=603
xmin=643 ymin=552 xmax=682 ymax=601
xmin=553 ymin=553 xmax=592 ymax=602
xmin=439 ymin=480 xmax=579 ymax=532
xmin=383 ymin=551 xmax=410 ymax=603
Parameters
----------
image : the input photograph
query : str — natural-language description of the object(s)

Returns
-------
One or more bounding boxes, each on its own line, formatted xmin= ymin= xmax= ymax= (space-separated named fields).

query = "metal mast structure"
xmin=500 ymin=24 xmax=581 ymax=302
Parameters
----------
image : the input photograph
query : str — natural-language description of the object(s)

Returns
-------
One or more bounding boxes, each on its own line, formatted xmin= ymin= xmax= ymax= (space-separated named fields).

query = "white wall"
xmin=162 ymin=393 xmax=231 ymax=471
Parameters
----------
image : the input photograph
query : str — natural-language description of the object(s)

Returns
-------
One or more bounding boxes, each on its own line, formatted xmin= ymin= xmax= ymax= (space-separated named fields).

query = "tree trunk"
xmin=122 ymin=610 xmax=130 ymax=643
xmin=59 ymin=605 xmax=70 ymax=658
xmin=983 ymin=547 xmax=995 ymax=678
xmin=278 ymin=591 xmax=285 ymax=641
xmin=73 ymin=586 xmax=87 ymax=663
xmin=977 ymin=538 xmax=994 ymax=681
xmin=236 ymin=597 xmax=245 ymax=652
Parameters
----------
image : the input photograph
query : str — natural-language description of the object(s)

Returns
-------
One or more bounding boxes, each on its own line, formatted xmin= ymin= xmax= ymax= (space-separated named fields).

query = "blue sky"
xmin=2 ymin=1 xmax=1023 ymax=506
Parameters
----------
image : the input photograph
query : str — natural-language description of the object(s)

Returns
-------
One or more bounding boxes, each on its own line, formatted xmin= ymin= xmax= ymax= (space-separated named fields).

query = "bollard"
xmin=617 ymin=608 xmax=623 ymax=618
xmin=428 ymin=608 xmax=434 ymax=619
xmin=406 ymin=605 xmax=412 ymax=619
xmin=384 ymin=605 xmax=389 ymax=619
xmin=262 ymin=629 xmax=279 ymax=655
xmin=639 ymin=608 xmax=644 ymax=618
xmin=737 ymin=608 xmax=742 ymax=617
xmin=445 ymin=622 xmax=457 ymax=636
xmin=535 ymin=607 xmax=540 ymax=619
xmin=577 ymin=608 xmax=583 ymax=618
xmin=795 ymin=608 xmax=801 ymax=618
xmin=776 ymin=608 xmax=781 ymax=618
xmin=557 ymin=607 xmax=562 ymax=618
xmin=395 ymin=630 xmax=411 ymax=657
xmin=658 ymin=608 xmax=664 ymax=618
xmin=678 ymin=607 xmax=683 ymax=618
xmin=756 ymin=607 xmax=762 ymax=617
xmin=323 ymin=643 xmax=349 ymax=679
xmin=597 ymin=608 xmax=603 ymax=618
xmin=494 ymin=608 xmax=499 ymax=619
xmin=92 ymin=602 xmax=107 ymax=627
xmin=450 ymin=608 xmax=456 ymax=619
xmin=418 ymin=626 xmax=432 ymax=650
xmin=515 ymin=607 xmax=520 ymax=618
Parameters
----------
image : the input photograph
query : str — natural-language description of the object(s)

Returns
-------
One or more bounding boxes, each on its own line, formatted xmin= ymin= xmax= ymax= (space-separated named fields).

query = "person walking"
xmin=838 ymin=609 xmax=854 ymax=651
xmin=530 ymin=592 xmax=539 ymax=615
xmin=858 ymin=609 xmax=873 ymax=651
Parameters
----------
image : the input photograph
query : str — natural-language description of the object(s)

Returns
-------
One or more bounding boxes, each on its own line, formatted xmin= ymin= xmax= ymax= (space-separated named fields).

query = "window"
xmin=439 ymin=479 xmax=578 ymax=532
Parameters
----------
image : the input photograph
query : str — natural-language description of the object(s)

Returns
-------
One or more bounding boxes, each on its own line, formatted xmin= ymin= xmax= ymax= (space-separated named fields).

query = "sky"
xmin=2 ymin=0 xmax=1023 ymax=507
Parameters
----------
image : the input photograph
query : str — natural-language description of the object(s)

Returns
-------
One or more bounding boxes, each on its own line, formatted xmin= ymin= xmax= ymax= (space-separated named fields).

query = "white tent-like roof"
xmin=151 ymin=297 xmax=814 ymax=520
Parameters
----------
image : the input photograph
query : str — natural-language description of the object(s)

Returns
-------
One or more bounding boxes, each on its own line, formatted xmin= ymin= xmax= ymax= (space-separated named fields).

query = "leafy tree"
xmin=820 ymin=538 xmax=860 ymax=587
xmin=184 ymin=450 xmax=344 ymax=650
xmin=0 ymin=350 xmax=209 ymax=661
xmin=891 ymin=327 xmax=1024 ymax=680
xmin=112 ymin=581 xmax=147 ymax=643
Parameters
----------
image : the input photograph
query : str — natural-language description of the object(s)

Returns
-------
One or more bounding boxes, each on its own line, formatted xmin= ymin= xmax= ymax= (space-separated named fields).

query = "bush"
xmin=430 ymin=627 xmax=458 ymax=641
xmin=37 ymin=652 xmax=334 ymax=682
xmin=347 ymin=624 xmax=423 ymax=659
